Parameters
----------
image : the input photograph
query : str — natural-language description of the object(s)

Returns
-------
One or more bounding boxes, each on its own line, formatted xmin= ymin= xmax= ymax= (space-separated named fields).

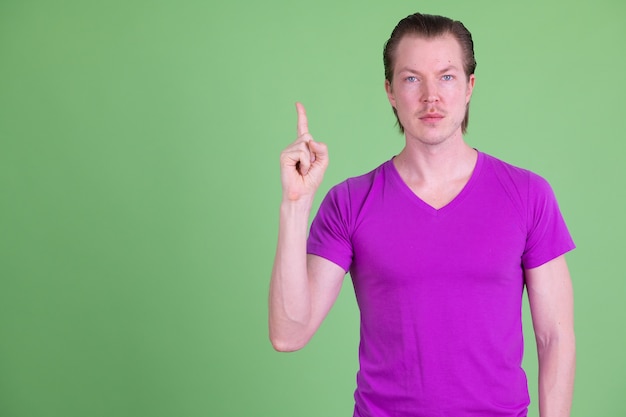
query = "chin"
xmin=407 ymin=131 xmax=452 ymax=146
xmin=405 ymin=125 xmax=462 ymax=146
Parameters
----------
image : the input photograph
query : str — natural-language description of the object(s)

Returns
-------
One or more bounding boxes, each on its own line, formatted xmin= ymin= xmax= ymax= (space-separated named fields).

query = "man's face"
xmin=385 ymin=34 xmax=475 ymax=146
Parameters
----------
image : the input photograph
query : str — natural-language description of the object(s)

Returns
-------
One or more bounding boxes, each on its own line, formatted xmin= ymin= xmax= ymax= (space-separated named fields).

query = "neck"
xmin=393 ymin=138 xmax=477 ymax=186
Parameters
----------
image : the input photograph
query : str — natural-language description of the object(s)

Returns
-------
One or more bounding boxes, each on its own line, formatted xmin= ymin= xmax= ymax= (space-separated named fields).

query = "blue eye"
xmin=406 ymin=76 xmax=417 ymax=83
xmin=442 ymin=74 xmax=453 ymax=81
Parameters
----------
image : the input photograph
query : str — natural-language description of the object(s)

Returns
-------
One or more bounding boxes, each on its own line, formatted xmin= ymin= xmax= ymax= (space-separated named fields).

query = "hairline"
xmin=387 ymin=32 xmax=473 ymax=84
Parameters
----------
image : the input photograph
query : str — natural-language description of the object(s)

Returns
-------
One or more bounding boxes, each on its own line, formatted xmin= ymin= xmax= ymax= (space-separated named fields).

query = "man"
xmin=269 ymin=13 xmax=575 ymax=417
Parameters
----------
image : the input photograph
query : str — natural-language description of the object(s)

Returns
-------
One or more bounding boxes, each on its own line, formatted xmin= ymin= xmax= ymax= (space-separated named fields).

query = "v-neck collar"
xmin=386 ymin=150 xmax=484 ymax=216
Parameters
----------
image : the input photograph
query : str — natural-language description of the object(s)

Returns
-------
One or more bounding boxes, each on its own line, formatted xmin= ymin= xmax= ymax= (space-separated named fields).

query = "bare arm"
xmin=269 ymin=103 xmax=346 ymax=352
xmin=525 ymin=255 xmax=576 ymax=417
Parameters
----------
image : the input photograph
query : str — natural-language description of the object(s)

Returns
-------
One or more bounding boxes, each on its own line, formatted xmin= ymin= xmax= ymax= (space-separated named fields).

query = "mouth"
xmin=419 ymin=113 xmax=444 ymax=123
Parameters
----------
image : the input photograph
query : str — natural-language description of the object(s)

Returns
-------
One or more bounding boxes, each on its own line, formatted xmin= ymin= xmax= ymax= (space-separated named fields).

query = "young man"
xmin=269 ymin=13 xmax=575 ymax=417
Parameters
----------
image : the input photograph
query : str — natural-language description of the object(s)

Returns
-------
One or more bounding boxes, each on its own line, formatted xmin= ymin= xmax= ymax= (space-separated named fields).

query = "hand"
xmin=279 ymin=103 xmax=329 ymax=202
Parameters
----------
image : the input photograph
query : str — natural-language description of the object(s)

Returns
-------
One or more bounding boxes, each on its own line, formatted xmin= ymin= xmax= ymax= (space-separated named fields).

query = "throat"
xmin=392 ymin=148 xmax=479 ymax=210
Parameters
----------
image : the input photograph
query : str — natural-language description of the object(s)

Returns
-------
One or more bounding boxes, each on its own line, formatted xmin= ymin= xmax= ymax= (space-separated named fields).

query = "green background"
xmin=1 ymin=0 xmax=624 ymax=416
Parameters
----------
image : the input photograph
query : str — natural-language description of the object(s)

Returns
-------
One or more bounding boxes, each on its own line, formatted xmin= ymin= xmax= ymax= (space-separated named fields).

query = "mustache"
xmin=416 ymin=108 xmax=446 ymax=117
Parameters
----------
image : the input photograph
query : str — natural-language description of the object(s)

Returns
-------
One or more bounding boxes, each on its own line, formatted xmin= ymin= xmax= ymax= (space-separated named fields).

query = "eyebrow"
xmin=438 ymin=65 xmax=461 ymax=74
xmin=397 ymin=65 xmax=462 ymax=75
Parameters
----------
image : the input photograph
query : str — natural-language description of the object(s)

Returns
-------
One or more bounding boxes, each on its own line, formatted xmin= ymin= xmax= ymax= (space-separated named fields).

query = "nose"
xmin=422 ymin=80 xmax=439 ymax=103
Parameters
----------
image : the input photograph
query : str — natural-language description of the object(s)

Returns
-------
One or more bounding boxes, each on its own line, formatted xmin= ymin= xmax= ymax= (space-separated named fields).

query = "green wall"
xmin=1 ymin=0 xmax=624 ymax=416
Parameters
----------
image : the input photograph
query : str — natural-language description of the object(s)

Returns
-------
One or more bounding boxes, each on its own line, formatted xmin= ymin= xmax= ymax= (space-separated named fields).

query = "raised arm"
xmin=269 ymin=103 xmax=345 ymax=352
xmin=525 ymin=255 xmax=576 ymax=417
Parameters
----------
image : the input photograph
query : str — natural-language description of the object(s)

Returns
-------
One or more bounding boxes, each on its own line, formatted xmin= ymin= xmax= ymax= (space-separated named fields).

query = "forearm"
xmin=269 ymin=199 xmax=314 ymax=350
xmin=270 ymin=102 xmax=332 ymax=351
xmin=536 ymin=332 xmax=576 ymax=417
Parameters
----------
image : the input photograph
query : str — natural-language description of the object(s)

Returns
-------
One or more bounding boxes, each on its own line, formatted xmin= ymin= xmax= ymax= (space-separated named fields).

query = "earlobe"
xmin=466 ymin=74 xmax=476 ymax=103
xmin=385 ymin=79 xmax=396 ymax=107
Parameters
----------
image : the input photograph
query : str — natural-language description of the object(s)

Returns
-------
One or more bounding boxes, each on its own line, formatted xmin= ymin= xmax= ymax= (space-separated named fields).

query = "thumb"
xmin=308 ymin=139 xmax=329 ymax=167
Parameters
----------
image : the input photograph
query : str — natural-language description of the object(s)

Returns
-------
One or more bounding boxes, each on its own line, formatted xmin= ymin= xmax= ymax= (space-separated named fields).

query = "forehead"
xmin=393 ymin=34 xmax=464 ymax=71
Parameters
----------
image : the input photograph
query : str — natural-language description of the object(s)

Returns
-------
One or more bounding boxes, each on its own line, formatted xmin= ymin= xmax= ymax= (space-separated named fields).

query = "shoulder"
xmin=481 ymin=152 xmax=552 ymax=195
xmin=316 ymin=159 xmax=394 ymax=229
xmin=480 ymin=151 xmax=568 ymax=233
xmin=326 ymin=159 xmax=393 ymax=201
xmin=477 ymin=151 xmax=561 ymax=229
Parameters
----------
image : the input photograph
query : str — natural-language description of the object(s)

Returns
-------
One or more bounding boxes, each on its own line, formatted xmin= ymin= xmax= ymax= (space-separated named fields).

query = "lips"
xmin=419 ymin=112 xmax=444 ymax=122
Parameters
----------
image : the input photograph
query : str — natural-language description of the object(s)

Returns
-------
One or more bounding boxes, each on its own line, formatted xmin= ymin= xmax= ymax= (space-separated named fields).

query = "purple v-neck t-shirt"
xmin=307 ymin=151 xmax=575 ymax=417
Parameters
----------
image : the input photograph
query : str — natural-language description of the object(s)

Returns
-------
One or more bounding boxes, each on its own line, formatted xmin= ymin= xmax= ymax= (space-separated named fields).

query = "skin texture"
xmin=385 ymin=35 xmax=478 ymax=209
xmin=386 ymin=35 xmax=475 ymax=149
xmin=269 ymin=103 xmax=344 ymax=352
xmin=269 ymin=34 xmax=575 ymax=417
xmin=526 ymin=256 xmax=576 ymax=417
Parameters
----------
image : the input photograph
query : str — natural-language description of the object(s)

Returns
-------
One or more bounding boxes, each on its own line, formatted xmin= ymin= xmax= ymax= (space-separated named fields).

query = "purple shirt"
xmin=307 ymin=151 xmax=575 ymax=417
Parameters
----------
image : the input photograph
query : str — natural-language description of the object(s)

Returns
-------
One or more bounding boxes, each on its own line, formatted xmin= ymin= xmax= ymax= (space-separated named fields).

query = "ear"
xmin=385 ymin=79 xmax=396 ymax=108
xmin=466 ymin=74 xmax=476 ymax=104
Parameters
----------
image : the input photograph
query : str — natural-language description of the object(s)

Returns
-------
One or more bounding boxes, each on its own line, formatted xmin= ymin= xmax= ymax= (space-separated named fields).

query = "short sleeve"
xmin=307 ymin=183 xmax=354 ymax=272
xmin=522 ymin=174 xmax=576 ymax=269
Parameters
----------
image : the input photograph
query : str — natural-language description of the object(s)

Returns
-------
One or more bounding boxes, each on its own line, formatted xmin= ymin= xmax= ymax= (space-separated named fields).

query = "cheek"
xmin=445 ymin=86 xmax=469 ymax=105
xmin=395 ymin=85 xmax=422 ymax=105
xmin=460 ymin=82 xmax=473 ymax=102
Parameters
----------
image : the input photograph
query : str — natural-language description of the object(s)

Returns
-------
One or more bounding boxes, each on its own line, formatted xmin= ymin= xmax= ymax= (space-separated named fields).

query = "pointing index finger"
xmin=296 ymin=102 xmax=309 ymax=138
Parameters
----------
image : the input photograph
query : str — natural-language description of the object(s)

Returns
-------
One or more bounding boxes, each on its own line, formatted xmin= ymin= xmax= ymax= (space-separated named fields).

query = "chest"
xmin=402 ymin=176 xmax=471 ymax=210
xmin=349 ymin=184 xmax=528 ymax=294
